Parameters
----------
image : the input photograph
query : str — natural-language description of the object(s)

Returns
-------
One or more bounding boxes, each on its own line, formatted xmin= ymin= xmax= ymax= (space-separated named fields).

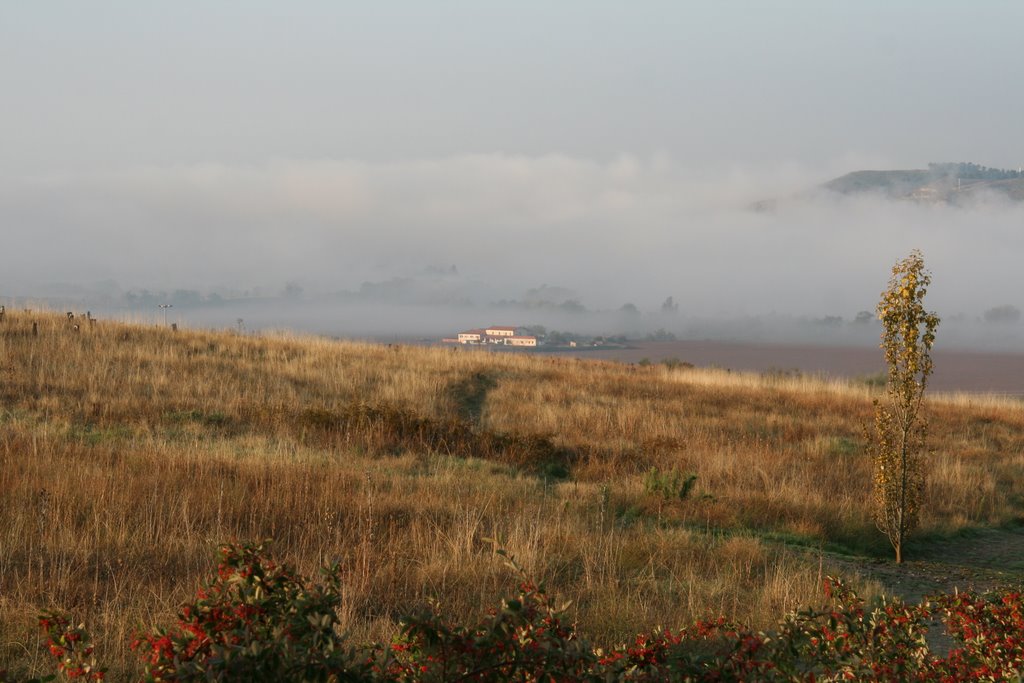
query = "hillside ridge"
xmin=4 ymin=310 xmax=1024 ymax=677
xmin=823 ymin=161 xmax=1024 ymax=203
xmin=752 ymin=161 xmax=1024 ymax=210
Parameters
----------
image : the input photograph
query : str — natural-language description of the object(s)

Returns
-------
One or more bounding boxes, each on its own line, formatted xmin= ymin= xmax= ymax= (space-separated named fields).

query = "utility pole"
xmin=158 ymin=303 xmax=173 ymax=326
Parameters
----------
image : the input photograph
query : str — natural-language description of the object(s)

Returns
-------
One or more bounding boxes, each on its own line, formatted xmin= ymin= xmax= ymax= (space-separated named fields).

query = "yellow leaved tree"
xmin=871 ymin=250 xmax=940 ymax=564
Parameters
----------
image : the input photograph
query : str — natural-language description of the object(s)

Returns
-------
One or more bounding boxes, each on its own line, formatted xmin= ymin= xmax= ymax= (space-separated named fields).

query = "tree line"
xmin=928 ymin=162 xmax=1022 ymax=180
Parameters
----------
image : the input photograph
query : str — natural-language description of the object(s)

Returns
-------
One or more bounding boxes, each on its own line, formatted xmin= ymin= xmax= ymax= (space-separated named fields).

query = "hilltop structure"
xmin=448 ymin=326 xmax=537 ymax=347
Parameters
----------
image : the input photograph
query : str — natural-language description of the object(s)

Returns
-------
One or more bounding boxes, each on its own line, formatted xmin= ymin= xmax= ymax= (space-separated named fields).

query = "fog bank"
xmin=3 ymin=156 xmax=1024 ymax=350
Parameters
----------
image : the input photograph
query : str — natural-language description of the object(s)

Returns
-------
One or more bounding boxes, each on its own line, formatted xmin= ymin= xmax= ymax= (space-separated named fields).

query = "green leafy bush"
xmin=644 ymin=467 xmax=698 ymax=501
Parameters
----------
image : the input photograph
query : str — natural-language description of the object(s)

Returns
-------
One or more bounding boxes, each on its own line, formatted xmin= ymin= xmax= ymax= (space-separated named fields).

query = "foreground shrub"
xmin=932 ymin=590 xmax=1024 ymax=679
xmin=34 ymin=613 xmax=105 ymax=681
xmin=390 ymin=579 xmax=596 ymax=679
xmin=18 ymin=542 xmax=1024 ymax=681
xmin=129 ymin=542 xmax=378 ymax=682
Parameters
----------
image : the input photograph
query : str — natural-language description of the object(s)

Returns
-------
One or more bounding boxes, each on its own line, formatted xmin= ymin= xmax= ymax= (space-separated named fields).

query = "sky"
xmin=2 ymin=2 xmax=1023 ymax=334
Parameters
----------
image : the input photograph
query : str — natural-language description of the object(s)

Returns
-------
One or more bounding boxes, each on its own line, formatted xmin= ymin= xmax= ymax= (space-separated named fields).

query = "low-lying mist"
xmin=3 ymin=155 xmax=1024 ymax=350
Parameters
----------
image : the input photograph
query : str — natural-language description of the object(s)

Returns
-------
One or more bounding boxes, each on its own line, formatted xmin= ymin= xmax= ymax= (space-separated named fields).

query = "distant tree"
xmin=171 ymin=289 xmax=202 ymax=307
xmin=869 ymin=250 xmax=940 ymax=564
xmin=523 ymin=285 xmax=577 ymax=305
xmin=620 ymin=303 xmax=640 ymax=315
xmin=125 ymin=289 xmax=163 ymax=307
xmin=282 ymin=281 xmax=304 ymax=299
xmin=854 ymin=310 xmax=875 ymax=325
xmin=559 ymin=300 xmax=586 ymax=313
xmin=661 ymin=296 xmax=679 ymax=314
xmin=928 ymin=162 xmax=1022 ymax=181
xmin=645 ymin=328 xmax=677 ymax=342
xmin=547 ymin=330 xmax=568 ymax=345
xmin=983 ymin=304 xmax=1021 ymax=324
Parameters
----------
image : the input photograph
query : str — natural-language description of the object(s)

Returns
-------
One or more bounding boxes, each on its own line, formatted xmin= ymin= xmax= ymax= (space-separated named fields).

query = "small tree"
xmin=870 ymin=250 xmax=940 ymax=563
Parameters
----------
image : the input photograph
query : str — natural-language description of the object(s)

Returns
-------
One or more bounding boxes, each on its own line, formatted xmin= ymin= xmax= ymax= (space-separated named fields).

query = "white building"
xmin=455 ymin=326 xmax=536 ymax=347
xmin=457 ymin=329 xmax=485 ymax=344
xmin=506 ymin=336 xmax=537 ymax=347
xmin=485 ymin=326 xmax=517 ymax=338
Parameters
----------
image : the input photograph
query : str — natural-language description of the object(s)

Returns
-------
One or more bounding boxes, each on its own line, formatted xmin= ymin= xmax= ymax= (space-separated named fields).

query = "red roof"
xmin=485 ymin=326 xmax=517 ymax=331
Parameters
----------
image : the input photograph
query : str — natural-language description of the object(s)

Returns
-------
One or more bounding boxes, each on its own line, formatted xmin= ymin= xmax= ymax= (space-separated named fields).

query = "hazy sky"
xmin=2 ymin=3 xmax=1023 ymax=325
xmin=4 ymin=2 xmax=1023 ymax=172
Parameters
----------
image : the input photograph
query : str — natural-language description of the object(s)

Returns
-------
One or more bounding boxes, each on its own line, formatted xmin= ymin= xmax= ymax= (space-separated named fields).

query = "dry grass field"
xmin=3 ymin=311 xmax=1024 ymax=678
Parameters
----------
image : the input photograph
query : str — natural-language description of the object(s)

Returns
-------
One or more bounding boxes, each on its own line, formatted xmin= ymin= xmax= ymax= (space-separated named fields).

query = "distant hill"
xmin=752 ymin=162 xmax=1024 ymax=211
xmin=822 ymin=169 xmax=934 ymax=197
xmin=822 ymin=162 xmax=1024 ymax=203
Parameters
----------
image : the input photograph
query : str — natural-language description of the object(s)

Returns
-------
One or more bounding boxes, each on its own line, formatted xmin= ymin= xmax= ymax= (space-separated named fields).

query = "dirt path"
xmin=832 ymin=528 xmax=1024 ymax=604
xmin=818 ymin=529 xmax=1024 ymax=654
xmin=445 ymin=370 xmax=498 ymax=424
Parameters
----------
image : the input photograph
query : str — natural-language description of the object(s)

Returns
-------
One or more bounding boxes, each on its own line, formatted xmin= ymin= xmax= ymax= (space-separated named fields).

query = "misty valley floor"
xmin=541 ymin=339 xmax=1024 ymax=396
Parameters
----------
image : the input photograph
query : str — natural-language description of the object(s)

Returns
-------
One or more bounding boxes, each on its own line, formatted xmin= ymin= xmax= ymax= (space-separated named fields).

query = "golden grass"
xmin=3 ymin=310 xmax=1023 ymax=677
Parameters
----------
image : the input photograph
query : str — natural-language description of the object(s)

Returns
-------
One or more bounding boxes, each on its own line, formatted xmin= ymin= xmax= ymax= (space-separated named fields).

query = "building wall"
xmin=507 ymin=336 xmax=537 ymax=347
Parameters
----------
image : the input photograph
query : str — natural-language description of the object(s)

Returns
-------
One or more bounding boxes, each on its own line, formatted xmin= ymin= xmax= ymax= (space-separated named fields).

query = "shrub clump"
xmin=296 ymin=402 xmax=575 ymax=475
xmin=18 ymin=542 xmax=1024 ymax=682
